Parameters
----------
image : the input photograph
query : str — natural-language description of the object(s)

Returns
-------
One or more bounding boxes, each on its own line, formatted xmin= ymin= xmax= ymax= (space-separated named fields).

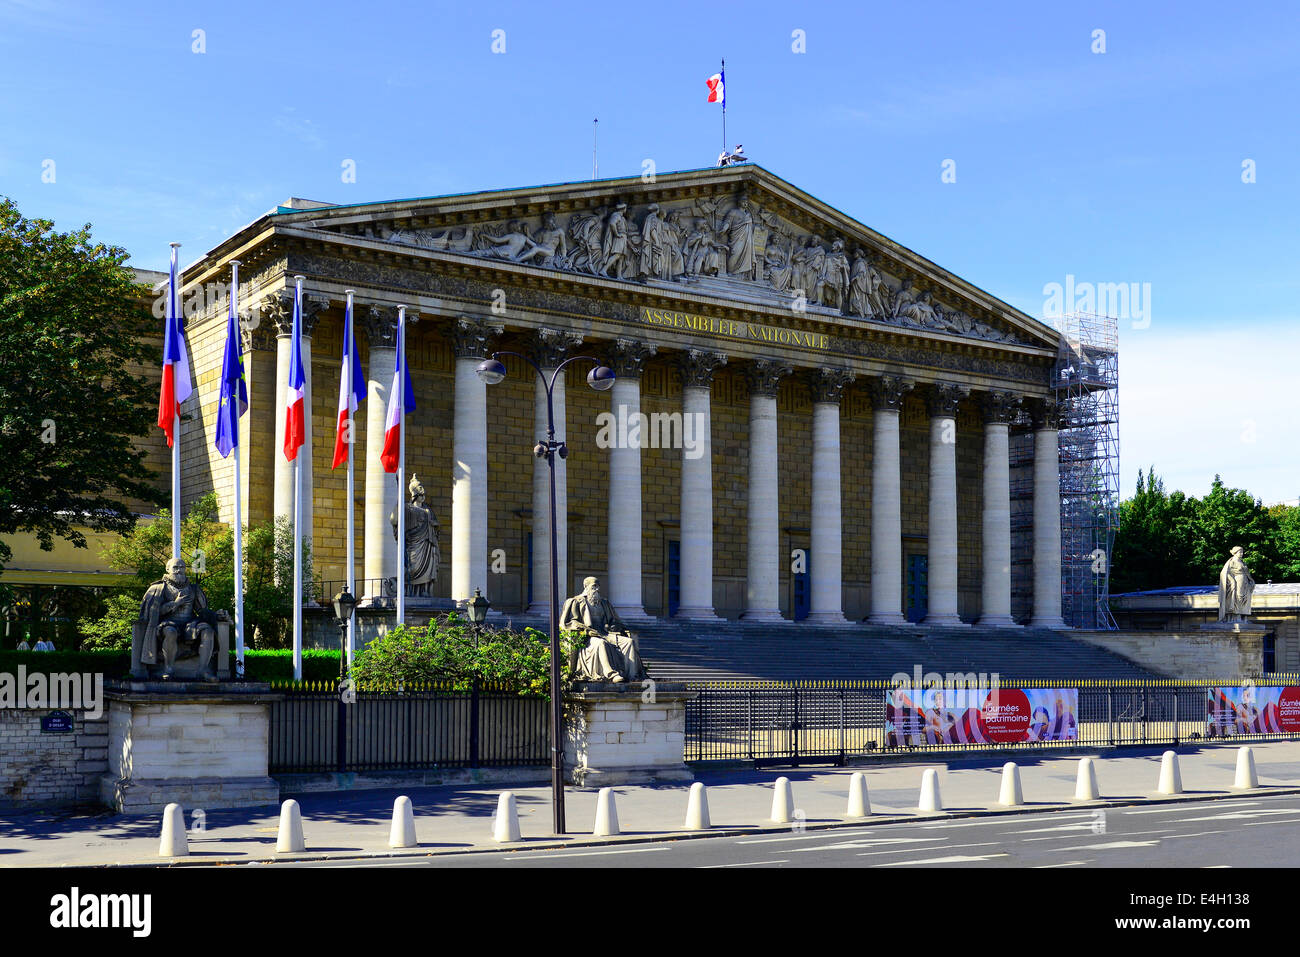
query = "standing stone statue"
xmin=1218 ymin=546 xmax=1255 ymax=622
xmin=390 ymin=473 xmax=440 ymax=598
xmin=720 ymin=196 xmax=757 ymax=280
xmin=135 ymin=558 xmax=219 ymax=680
xmin=559 ymin=576 xmax=647 ymax=683
xmin=817 ymin=238 xmax=851 ymax=310
xmin=568 ymin=206 xmax=607 ymax=274
xmin=638 ymin=204 xmax=666 ymax=279
xmin=601 ymin=203 xmax=629 ymax=278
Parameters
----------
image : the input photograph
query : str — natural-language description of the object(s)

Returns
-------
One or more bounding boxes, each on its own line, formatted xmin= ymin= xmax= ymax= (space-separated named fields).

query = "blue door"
xmin=667 ymin=539 xmax=681 ymax=617
xmin=906 ymin=554 xmax=928 ymax=623
xmin=792 ymin=552 xmax=810 ymax=621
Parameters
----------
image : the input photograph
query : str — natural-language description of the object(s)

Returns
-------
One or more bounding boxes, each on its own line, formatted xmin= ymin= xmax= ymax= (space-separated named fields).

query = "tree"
xmin=0 ymin=196 xmax=163 ymax=574
xmin=78 ymin=492 xmax=308 ymax=651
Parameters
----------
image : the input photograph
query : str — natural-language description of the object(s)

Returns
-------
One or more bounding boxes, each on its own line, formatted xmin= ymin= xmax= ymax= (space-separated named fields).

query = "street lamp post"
xmin=332 ymin=586 xmax=357 ymax=681
xmin=476 ymin=352 xmax=615 ymax=835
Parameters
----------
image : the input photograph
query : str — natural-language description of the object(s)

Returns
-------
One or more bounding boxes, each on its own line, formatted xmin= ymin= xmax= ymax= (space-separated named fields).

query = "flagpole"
xmin=230 ymin=261 xmax=246 ymax=679
xmin=593 ymin=118 xmax=598 ymax=180
xmin=293 ymin=276 xmax=304 ymax=682
xmin=169 ymin=242 xmax=182 ymax=562
xmin=396 ymin=305 xmax=407 ymax=628
xmin=721 ymin=58 xmax=726 ymax=157
xmin=344 ymin=290 xmax=357 ymax=667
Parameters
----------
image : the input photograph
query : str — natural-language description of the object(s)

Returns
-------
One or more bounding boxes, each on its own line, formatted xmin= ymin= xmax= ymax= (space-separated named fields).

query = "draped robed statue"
xmin=391 ymin=473 xmax=440 ymax=598
xmin=559 ymin=576 xmax=647 ymax=683
xmin=1218 ymin=546 xmax=1255 ymax=622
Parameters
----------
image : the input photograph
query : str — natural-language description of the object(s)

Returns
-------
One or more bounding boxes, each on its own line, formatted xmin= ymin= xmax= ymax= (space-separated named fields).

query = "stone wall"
xmin=0 ymin=708 xmax=108 ymax=808
xmin=1073 ymin=629 xmax=1266 ymax=678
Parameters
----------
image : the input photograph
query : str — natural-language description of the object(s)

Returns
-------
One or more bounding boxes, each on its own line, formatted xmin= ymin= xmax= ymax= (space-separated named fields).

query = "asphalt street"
xmin=266 ymin=790 xmax=1300 ymax=868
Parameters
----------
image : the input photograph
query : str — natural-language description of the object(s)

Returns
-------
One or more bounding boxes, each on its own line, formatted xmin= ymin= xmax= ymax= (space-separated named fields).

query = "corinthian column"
xmin=675 ymin=349 xmax=726 ymax=621
xmin=1029 ymin=397 xmax=1067 ymax=628
xmin=976 ymin=392 xmax=1020 ymax=627
xmin=922 ymin=383 xmax=969 ymax=627
xmin=360 ymin=305 xmax=398 ymax=603
xmin=741 ymin=359 xmax=792 ymax=621
xmin=526 ymin=329 xmax=583 ymax=614
xmin=446 ymin=317 xmax=503 ymax=605
xmin=607 ymin=339 xmax=656 ymax=620
xmin=805 ymin=367 xmax=854 ymax=624
xmin=867 ymin=376 xmax=912 ymax=624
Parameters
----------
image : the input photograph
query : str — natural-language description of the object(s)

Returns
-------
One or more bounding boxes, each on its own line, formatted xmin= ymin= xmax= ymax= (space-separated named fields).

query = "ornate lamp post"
xmin=331 ymin=586 xmax=357 ymax=680
xmin=466 ymin=585 xmax=490 ymax=648
xmin=476 ymin=352 xmax=615 ymax=835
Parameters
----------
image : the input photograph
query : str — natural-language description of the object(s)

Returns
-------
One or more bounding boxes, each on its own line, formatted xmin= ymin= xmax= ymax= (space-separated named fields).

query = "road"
xmin=269 ymin=791 xmax=1300 ymax=868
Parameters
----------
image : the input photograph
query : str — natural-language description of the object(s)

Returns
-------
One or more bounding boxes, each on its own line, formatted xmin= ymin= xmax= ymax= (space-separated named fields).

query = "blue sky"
xmin=3 ymin=0 xmax=1297 ymax=501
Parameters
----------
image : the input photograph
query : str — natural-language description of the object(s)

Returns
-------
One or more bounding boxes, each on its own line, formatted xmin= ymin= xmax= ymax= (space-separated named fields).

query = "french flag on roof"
xmin=156 ymin=247 xmax=193 ymax=447
xmin=331 ymin=295 xmax=365 ymax=468
xmin=283 ymin=285 xmax=307 ymax=462
xmin=380 ymin=310 xmax=415 ymax=473
xmin=706 ymin=70 xmax=724 ymax=104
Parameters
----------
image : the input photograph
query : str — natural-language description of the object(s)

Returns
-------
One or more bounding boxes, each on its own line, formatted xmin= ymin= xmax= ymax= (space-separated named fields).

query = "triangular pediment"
xmin=278 ymin=166 xmax=1057 ymax=350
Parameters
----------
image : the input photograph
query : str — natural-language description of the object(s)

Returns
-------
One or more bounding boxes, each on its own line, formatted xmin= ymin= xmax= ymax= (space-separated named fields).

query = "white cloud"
xmin=1119 ymin=318 xmax=1300 ymax=504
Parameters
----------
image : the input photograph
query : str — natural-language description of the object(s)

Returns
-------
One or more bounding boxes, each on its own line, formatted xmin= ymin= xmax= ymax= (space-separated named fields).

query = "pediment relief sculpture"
xmin=353 ymin=196 xmax=1027 ymax=345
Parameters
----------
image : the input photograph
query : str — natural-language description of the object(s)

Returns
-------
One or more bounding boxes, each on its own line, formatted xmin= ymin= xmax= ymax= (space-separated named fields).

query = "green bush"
xmin=347 ymin=613 xmax=576 ymax=694
xmin=239 ymin=648 xmax=341 ymax=683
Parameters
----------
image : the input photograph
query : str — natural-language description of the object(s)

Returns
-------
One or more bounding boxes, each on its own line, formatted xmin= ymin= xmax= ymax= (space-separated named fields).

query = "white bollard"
xmin=158 ymin=803 xmax=189 ymax=858
xmin=1234 ymin=746 xmax=1259 ymax=790
xmin=918 ymin=768 xmax=943 ymax=813
xmin=276 ymin=799 xmax=306 ymax=853
xmin=998 ymin=762 xmax=1024 ymax=807
xmin=389 ymin=795 xmax=417 ymax=848
xmin=770 ymin=776 xmax=794 ymax=824
xmin=683 ymin=782 xmax=711 ymax=830
xmin=493 ymin=791 xmax=522 ymax=843
xmin=593 ymin=787 xmax=620 ymax=836
xmin=846 ymin=772 xmax=871 ymax=818
xmin=1074 ymin=757 xmax=1100 ymax=801
xmin=1157 ymin=750 xmax=1183 ymax=795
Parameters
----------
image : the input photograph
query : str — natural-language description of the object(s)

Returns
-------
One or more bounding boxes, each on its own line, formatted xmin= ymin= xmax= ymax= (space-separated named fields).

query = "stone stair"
xmin=488 ymin=613 xmax=1159 ymax=683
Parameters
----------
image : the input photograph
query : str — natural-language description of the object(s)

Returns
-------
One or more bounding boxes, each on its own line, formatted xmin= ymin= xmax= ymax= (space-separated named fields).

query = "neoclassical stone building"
xmin=175 ymin=165 xmax=1067 ymax=628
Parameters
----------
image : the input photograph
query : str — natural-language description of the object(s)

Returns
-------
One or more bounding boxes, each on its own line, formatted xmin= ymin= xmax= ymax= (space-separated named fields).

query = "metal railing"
xmin=684 ymin=677 xmax=1300 ymax=766
xmin=268 ymin=681 xmax=549 ymax=774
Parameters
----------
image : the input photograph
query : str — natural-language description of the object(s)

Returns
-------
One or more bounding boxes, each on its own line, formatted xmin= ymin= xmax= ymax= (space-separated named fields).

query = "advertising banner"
xmin=1206 ymin=686 xmax=1300 ymax=737
xmin=886 ymin=686 xmax=1079 ymax=747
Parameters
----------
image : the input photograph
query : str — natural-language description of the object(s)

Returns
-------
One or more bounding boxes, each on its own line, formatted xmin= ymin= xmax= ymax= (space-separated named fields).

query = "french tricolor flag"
xmin=156 ymin=246 xmax=193 ymax=447
xmin=283 ymin=284 xmax=308 ymax=462
xmin=331 ymin=295 xmax=364 ymax=468
xmin=706 ymin=70 xmax=724 ymax=104
xmin=380 ymin=308 xmax=415 ymax=473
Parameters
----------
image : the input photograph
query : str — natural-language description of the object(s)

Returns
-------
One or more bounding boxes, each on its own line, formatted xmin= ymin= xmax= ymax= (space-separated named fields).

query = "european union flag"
xmin=215 ymin=295 xmax=248 ymax=458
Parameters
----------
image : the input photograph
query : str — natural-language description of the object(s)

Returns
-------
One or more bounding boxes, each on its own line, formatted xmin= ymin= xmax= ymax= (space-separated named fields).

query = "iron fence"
xmin=684 ymin=677 xmax=1300 ymax=766
xmin=268 ymin=681 xmax=549 ymax=773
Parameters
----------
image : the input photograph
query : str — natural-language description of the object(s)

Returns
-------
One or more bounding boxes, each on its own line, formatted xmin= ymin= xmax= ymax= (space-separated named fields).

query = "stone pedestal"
xmin=563 ymin=683 xmax=696 ymax=787
xmin=99 ymin=682 xmax=282 ymax=814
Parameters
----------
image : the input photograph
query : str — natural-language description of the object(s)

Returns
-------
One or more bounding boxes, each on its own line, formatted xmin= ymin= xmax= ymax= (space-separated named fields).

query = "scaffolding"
xmin=1053 ymin=313 xmax=1120 ymax=629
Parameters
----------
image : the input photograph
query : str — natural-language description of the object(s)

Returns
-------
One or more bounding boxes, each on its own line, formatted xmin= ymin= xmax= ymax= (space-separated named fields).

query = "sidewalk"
xmin=4 ymin=740 xmax=1300 ymax=867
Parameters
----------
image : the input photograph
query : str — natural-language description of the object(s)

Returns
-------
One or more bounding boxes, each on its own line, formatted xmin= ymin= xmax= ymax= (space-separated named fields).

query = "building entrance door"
xmin=906 ymin=554 xmax=928 ymax=623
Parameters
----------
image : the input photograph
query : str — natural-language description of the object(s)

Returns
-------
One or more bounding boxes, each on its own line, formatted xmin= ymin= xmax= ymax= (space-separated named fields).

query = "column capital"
xmin=610 ymin=338 xmax=657 ymax=378
xmin=240 ymin=318 xmax=275 ymax=354
xmin=866 ymin=375 xmax=913 ymax=411
xmin=678 ymin=349 xmax=727 ymax=389
xmin=807 ymin=366 xmax=855 ymax=404
xmin=980 ymin=390 xmax=1022 ymax=425
xmin=926 ymin=382 xmax=969 ymax=418
xmin=447 ymin=316 xmax=505 ymax=359
xmin=360 ymin=304 xmax=400 ymax=350
xmin=526 ymin=327 xmax=584 ymax=369
xmin=265 ymin=289 xmax=328 ymax=337
xmin=1028 ymin=395 xmax=1064 ymax=430
xmin=745 ymin=358 xmax=793 ymax=398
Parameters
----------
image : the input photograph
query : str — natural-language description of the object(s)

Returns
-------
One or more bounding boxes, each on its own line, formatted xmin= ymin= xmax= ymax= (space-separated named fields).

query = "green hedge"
xmin=0 ymin=648 xmax=341 ymax=681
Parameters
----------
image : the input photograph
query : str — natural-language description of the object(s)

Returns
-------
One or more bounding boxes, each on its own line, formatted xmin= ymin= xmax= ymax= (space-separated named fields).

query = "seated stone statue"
xmin=134 ymin=558 xmax=221 ymax=681
xmin=559 ymin=576 xmax=647 ymax=683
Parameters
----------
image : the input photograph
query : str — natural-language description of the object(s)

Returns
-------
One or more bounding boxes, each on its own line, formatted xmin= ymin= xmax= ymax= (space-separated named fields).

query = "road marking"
xmin=1172 ymin=808 xmax=1300 ymax=823
xmin=1161 ymin=830 xmax=1230 ymax=840
xmin=1033 ymin=860 xmax=1090 ymax=868
xmin=1023 ymin=828 xmax=1175 ymax=842
xmin=788 ymin=838 xmax=942 ymax=852
xmin=737 ymin=832 xmax=874 ymax=845
xmin=1056 ymin=840 xmax=1161 ymax=851
xmin=700 ymin=859 xmax=788 ymax=868
xmin=916 ymin=812 xmax=1096 ymax=830
xmin=854 ymin=841 xmax=1000 ymax=858
xmin=504 ymin=846 xmax=670 ymax=861
xmin=877 ymin=853 xmax=1008 ymax=866
xmin=1121 ymin=801 xmax=1260 ymax=815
